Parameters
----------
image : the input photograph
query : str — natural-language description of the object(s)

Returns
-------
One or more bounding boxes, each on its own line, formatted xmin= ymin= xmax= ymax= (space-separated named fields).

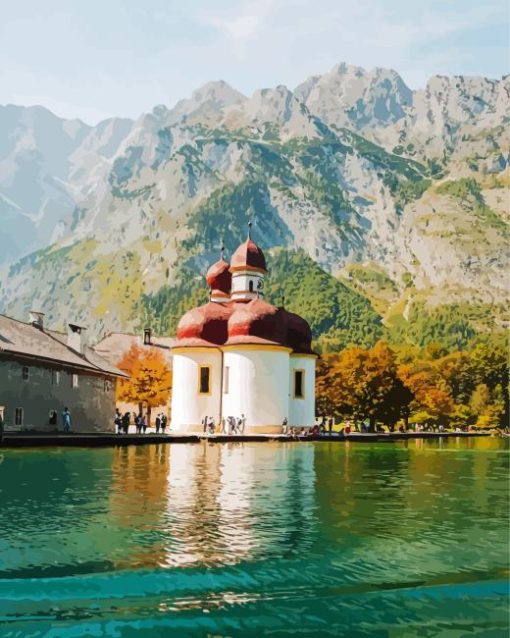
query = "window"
xmin=294 ymin=369 xmax=305 ymax=399
xmin=15 ymin=407 xmax=23 ymax=426
xmin=52 ymin=370 xmax=60 ymax=385
xmin=198 ymin=365 xmax=211 ymax=394
xmin=224 ymin=366 xmax=230 ymax=394
xmin=104 ymin=378 xmax=111 ymax=392
xmin=72 ymin=374 xmax=79 ymax=388
xmin=249 ymin=280 xmax=254 ymax=292
xmin=22 ymin=366 xmax=29 ymax=381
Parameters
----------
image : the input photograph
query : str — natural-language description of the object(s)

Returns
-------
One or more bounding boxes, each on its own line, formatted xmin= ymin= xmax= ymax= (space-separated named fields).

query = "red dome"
xmin=285 ymin=310 xmax=313 ymax=354
xmin=226 ymin=298 xmax=287 ymax=346
xmin=206 ymin=258 xmax=231 ymax=294
xmin=175 ymin=302 xmax=233 ymax=346
xmin=230 ymin=239 xmax=267 ymax=273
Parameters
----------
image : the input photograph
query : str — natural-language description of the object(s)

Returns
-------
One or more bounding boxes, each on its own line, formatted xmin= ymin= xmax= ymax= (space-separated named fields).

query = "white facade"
xmin=170 ymin=345 xmax=316 ymax=433
xmin=222 ymin=347 xmax=290 ymax=431
xmin=288 ymin=355 xmax=316 ymax=427
xmin=171 ymin=349 xmax=222 ymax=431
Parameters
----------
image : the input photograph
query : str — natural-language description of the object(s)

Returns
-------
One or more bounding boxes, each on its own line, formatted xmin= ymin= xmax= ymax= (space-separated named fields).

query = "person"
xmin=135 ymin=413 xmax=142 ymax=434
xmin=240 ymin=414 xmax=246 ymax=434
xmin=161 ymin=414 xmax=167 ymax=434
xmin=114 ymin=409 xmax=122 ymax=434
xmin=228 ymin=416 xmax=235 ymax=434
xmin=344 ymin=423 xmax=351 ymax=435
xmin=155 ymin=414 xmax=161 ymax=434
xmin=282 ymin=417 xmax=288 ymax=435
xmin=49 ymin=410 xmax=58 ymax=427
xmin=121 ymin=412 xmax=130 ymax=434
xmin=202 ymin=416 xmax=207 ymax=434
xmin=236 ymin=417 xmax=243 ymax=434
xmin=62 ymin=407 xmax=71 ymax=433
xmin=312 ymin=423 xmax=319 ymax=436
xmin=328 ymin=417 xmax=333 ymax=435
xmin=209 ymin=417 xmax=216 ymax=435
xmin=221 ymin=417 xmax=227 ymax=434
xmin=142 ymin=414 xmax=147 ymax=434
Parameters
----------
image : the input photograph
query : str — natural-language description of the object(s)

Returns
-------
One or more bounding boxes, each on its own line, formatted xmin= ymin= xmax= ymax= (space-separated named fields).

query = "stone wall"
xmin=0 ymin=358 xmax=116 ymax=432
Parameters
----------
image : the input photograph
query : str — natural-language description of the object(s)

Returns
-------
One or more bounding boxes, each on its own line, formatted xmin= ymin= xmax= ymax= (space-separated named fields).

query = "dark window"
xmin=249 ymin=280 xmax=254 ymax=292
xmin=199 ymin=366 xmax=210 ymax=394
xmin=22 ymin=366 xmax=29 ymax=380
xmin=294 ymin=370 xmax=304 ymax=398
xmin=15 ymin=407 xmax=23 ymax=426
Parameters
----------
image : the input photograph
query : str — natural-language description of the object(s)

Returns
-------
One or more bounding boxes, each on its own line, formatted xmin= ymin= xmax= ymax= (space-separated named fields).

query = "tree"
xmin=316 ymin=341 xmax=412 ymax=431
xmin=117 ymin=344 xmax=172 ymax=426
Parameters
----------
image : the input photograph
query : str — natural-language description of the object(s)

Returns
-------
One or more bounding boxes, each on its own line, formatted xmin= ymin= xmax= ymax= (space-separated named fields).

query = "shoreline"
xmin=0 ymin=431 xmax=495 ymax=447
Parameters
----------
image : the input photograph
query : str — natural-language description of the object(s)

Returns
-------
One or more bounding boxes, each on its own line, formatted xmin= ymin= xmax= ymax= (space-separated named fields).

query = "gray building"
xmin=0 ymin=312 xmax=128 ymax=432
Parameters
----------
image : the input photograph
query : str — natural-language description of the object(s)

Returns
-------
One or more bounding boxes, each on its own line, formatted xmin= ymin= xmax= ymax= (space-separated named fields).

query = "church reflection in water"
xmin=109 ymin=442 xmax=317 ymax=570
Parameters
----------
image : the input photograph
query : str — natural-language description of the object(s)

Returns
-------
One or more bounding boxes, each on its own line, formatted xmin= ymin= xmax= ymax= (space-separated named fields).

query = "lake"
xmin=0 ymin=438 xmax=508 ymax=637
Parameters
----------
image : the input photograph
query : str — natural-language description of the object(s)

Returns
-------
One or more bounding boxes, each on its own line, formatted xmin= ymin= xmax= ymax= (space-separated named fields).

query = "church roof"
xmin=230 ymin=238 xmax=267 ymax=273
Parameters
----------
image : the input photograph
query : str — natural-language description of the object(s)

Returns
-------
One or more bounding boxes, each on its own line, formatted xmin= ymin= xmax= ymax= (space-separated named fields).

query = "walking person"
xmin=155 ymin=414 xmax=161 ymax=434
xmin=62 ymin=407 xmax=72 ymax=433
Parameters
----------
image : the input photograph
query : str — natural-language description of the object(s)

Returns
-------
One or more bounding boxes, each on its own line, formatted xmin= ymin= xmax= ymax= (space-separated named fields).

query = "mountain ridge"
xmin=0 ymin=62 xmax=508 ymax=349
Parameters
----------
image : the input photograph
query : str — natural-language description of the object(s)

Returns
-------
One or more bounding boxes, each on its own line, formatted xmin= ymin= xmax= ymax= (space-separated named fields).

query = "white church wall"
xmin=288 ymin=355 xmax=317 ymax=427
xmin=171 ymin=349 xmax=222 ymax=432
xmin=222 ymin=347 xmax=290 ymax=432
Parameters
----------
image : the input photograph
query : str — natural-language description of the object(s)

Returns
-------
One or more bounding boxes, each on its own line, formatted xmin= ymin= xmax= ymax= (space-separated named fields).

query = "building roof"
xmin=174 ymin=299 xmax=313 ymax=353
xmin=230 ymin=238 xmax=267 ymax=273
xmin=0 ymin=314 xmax=128 ymax=377
xmin=93 ymin=332 xmax=174 ymax=367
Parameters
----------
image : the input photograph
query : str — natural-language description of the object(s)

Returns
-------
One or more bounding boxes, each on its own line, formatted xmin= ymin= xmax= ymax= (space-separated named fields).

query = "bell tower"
xmin=230 ymin=223 xmax=267 ymax=302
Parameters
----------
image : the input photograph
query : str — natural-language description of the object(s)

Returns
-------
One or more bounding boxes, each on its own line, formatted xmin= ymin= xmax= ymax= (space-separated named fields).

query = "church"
xmin=171 ymin=229 xmax=317 ymax=434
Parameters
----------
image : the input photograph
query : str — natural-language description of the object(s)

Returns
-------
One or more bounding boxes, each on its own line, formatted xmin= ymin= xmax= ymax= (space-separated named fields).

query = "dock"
xmin=0 ymin=430 xmax=493 ymax=447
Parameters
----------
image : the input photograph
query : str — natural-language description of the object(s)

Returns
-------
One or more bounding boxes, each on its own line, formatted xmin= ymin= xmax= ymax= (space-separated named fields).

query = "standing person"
xmin=62 ymin=407 xmax=72 ymax=433
xmin=155 ymin=414 xmax=161 ymax=434
xmin=114 ymin=409 xmax=122 ymax=434
xmin=282 ymin=417 xmax=288 ymax=434
xmin=202 ymin=416 xmax=207 ymax=434
xmin=236 ymin=417 xmax=242 ymax=434
xmin=221 ymin=417 xmax=227 ymax=434
xmin=135 ymin=413 xmax=141 ymax=434
xmin=142 ymin=414 xmax=147 ymax=434
xmin=240 ymin=414 xmax=246 ymax=434
xmin=161 ymin=414 xmax=167 ymax=434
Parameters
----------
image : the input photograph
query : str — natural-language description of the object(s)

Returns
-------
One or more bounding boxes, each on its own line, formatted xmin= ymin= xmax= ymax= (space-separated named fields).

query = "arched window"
xmin=249 ymin=280 xmax=254 ymax=292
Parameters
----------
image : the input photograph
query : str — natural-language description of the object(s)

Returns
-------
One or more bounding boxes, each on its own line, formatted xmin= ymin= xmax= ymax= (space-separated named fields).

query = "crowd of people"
xmin=114 ymin=409 xmax=168 ymax=435
xmin=202 ymin=414 xmax=247 ymax=435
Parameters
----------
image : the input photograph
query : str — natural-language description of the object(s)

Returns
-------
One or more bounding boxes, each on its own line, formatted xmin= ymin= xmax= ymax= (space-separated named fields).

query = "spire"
xmin=281 ymin=294 xmax=286 ymax=309
xmin=220 ymin=244 xmax=225 ymax=261
xmin=248 ymin=220 xmax=252 ymax=240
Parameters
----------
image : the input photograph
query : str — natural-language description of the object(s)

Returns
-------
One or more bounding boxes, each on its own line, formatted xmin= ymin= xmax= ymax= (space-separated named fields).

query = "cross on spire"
xmin=248 ymin=220 xmax=252 ymax=239
xmin=220 ymin=244 xmax=225 ymax=261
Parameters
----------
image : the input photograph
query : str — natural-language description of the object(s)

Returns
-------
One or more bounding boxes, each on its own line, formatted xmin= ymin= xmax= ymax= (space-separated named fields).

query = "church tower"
xmin=229 ymin=223 xmax=267 ymax=302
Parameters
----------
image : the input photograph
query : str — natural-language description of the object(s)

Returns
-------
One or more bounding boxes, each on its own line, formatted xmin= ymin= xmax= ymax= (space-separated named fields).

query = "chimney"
xmin=143 ymin=328 xmax=152 ymax=345
xmin=68 ymin=323 xmax=86 ymax=354
xmin=29 ymin=311 xmax=45 ymax=330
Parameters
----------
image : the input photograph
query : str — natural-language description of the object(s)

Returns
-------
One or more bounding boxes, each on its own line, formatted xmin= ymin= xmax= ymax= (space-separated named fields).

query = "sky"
xmin=0 ymin=0 xmax=508 ymax=124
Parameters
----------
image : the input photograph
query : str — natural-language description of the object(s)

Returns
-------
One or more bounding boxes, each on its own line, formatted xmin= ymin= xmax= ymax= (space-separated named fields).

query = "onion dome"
xmin=175 ymin=302 xmax=233 ymax=347
xmin=284 ymin=310 xmax=313 ymax=354
xmin=206 ymin=258 xmax=231 ymax=295
xmin=230 ymin=238 xmax=267 ymax=273
xmin=226 ymin=298 xmax=287 ymax=346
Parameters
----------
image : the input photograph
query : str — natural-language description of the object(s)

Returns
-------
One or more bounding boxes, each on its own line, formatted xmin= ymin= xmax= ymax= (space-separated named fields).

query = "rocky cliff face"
xmin=0 ymin=64 xmax=507 ymax=346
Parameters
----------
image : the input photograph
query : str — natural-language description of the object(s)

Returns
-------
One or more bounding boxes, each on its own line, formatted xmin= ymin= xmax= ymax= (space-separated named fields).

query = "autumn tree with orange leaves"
xmin=116 ymin=344 xmax=172 ymax=427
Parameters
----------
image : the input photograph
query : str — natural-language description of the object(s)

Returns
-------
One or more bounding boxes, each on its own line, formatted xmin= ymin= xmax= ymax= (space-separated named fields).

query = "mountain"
xmin=0 ymin=64 xmax=508 ymax=351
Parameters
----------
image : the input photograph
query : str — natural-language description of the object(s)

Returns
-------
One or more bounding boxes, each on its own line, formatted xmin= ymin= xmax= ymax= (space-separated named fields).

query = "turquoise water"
xmin=0 ymin=438 xmax=508 ymax=637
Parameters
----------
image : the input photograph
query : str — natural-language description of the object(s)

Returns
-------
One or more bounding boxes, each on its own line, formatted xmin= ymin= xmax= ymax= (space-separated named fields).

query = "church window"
xmin=15 ymin=407 xmax=23 ymax=426
xmin=198 ymin=365 xmax=211 ymax=394
xmin=249 ymin=280 xmax=254 ymax=292
xmin=294 ymin=370 xmax=305 ymax=399
xmin=224 ymin=366 xmax=230 ymax=394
